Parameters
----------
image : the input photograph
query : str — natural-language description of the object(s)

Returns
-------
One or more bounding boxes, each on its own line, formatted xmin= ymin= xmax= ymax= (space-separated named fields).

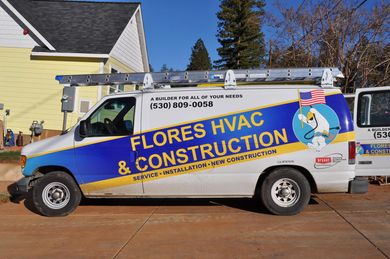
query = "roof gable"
xmin=7 ymin=0 xmax=139 ymax=54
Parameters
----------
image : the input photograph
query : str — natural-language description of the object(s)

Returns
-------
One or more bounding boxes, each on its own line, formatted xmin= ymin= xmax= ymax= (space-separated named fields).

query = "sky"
xmin=88 ymin=0 xmax=380 ymax=71
xmin=84 ymin=0 xmax=237 ymax=70
xmin=137 ymin=0 xmax=283 ymax=71
xmin=138 ymin=0 xmax=220 ymax=71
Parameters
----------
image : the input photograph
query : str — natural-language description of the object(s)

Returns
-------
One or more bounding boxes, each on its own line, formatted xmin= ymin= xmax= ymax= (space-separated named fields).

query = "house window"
xmin=109 ymin=68 xmax=125 ymax=94
xmin=79 ymin=100 xmax=91 ymax=113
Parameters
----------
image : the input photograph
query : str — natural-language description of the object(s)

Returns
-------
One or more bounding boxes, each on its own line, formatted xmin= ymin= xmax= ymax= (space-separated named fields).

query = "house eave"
xmin=31 ymin=52 xmax=110 ymax=58
xmin=136 ymin=5 xmax=150 ymax=72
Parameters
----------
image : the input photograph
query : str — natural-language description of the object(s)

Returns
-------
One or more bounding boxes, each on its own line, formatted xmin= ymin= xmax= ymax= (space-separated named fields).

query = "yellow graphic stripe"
xmin=333 ymin=131 xmax=355 ymax=142
xmin=80 ymin=131 xmax=354 ymax=193
xmin=80 ymin=142 xmax=305 ymax=193
xmin=362 ymin=153 xmax=390 ymax=157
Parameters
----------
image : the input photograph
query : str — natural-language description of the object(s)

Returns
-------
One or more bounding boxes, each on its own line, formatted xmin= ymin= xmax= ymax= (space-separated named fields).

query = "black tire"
xmin=260 ymin=167 xmax=311 ymax=216
xmin=27 ymin=171 xmax=81 ymax=217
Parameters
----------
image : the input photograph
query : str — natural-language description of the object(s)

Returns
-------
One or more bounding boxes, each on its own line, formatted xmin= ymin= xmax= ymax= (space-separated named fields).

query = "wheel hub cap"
xmin=271 ymin=178 xmax=301 ymax=208
xmin=42 ymin=182 xmax=71 ymax=210
xmin=52 ymin=189 xmax=64 ymax=200
xmin=280 ymin=187 xmax=291 ymax=197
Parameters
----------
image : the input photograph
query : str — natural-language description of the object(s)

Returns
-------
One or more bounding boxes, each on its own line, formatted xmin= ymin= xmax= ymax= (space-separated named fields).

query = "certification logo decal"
xmin=314 ymin=153 xmax=345 ymax=169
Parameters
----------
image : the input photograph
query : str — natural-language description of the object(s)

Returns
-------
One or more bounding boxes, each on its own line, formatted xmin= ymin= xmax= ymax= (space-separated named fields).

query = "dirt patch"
xmin=0 ymin=160 xmax=20 ymax=165
xmin=0 ymin=163 xmax=22 ymax=181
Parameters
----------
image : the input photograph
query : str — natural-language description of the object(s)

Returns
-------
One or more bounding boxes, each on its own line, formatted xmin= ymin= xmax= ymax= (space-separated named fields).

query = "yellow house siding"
xmin=105 ymin=56 xmax=136 ymax=73
xmin=0 ymin=47 xmax=100 ymax=134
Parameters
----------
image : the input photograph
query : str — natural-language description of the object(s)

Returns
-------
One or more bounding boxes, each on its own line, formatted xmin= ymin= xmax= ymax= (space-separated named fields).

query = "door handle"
xmin=358 ymin=161 xmax=372 ymax=165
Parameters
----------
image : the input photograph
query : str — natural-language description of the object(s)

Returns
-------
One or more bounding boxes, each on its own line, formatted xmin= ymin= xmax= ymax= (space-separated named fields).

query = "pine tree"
xmin=149 ymin=64 xmax=154 ymax=72
xmin=215 ymin=0 xmax=265 ymax=69
xmin=187 ymin=39 xmax=212 ymax=71
xmin=160 ymin=64 xmax=175 ymax=72
xmin=160 ymin=64 xmax=170 ymax=72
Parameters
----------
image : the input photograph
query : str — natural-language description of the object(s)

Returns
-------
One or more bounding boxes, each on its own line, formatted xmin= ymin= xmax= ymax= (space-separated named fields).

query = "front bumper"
xmin=348 ymin=177 xmax=368 ymax=194
xmin=7 ymin=177 xmax=32 ymax=197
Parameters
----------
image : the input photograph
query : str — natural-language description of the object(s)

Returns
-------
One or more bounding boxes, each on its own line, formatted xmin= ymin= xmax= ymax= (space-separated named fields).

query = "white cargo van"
xmin=10 ymin=68 xmax=368 ymax=216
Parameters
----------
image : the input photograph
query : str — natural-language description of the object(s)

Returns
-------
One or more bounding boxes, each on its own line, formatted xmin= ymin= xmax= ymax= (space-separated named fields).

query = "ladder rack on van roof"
xmin=55 ymin=67 xmax=344 ymax=89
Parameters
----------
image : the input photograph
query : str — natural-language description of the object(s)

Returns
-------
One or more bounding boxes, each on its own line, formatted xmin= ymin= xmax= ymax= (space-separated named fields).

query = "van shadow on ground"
xmin=79 ymin=196 xmax=319 ymax=214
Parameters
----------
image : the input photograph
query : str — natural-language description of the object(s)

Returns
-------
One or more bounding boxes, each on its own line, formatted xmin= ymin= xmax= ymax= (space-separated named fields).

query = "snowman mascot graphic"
xmin=298 ymin=108 xmax=330 ymax=151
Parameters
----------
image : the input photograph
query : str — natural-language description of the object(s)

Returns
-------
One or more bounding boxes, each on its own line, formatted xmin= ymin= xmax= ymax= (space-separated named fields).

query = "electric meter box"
xmin=61 ymin=87 xmax=76 ymax=112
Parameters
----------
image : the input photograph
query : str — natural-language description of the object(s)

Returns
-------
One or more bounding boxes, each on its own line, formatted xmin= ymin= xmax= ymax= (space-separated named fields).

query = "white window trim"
xmin=31 ymin=52 xmax=109 ymax=58
xmin=107 ymin=64 xmax=123 ymax=95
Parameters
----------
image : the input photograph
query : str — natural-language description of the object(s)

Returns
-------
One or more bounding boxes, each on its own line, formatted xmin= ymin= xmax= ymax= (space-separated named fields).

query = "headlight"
xmin=20 ymin=155 xmax=27 ymax=168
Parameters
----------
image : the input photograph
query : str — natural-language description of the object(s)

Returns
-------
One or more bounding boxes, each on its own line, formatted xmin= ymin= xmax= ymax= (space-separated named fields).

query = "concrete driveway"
xmin=0 ymin=182 xmax=389 ymax=258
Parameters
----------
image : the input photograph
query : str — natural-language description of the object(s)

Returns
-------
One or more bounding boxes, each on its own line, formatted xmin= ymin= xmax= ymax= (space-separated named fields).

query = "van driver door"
xmin=74 ymin=95 xmax=143 ymax=196
xmin=354 ymin=87 xmax=390 ymax=176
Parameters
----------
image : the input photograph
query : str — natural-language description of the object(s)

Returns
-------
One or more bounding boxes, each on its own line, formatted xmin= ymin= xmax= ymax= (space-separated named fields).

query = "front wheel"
xmin=28 ymin=172 xmax=81 ymax=217
xmin=260 ymin=167 xmax=311 ymax=215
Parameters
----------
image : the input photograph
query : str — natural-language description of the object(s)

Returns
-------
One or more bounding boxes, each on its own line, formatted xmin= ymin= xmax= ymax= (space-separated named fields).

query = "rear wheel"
xmin=261 ymin=167 xmax=311 ymax=215
xmin=28 ymin=171 xmax=81 ymax=217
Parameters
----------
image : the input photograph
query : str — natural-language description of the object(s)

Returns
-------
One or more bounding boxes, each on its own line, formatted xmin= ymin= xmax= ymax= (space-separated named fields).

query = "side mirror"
xmin=79 ymin=120 xmax=88 ymax=138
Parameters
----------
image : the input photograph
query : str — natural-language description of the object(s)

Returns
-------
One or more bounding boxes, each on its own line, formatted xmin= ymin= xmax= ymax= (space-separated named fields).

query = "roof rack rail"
xmin=55 ymin=67 xmax=344 ymax=89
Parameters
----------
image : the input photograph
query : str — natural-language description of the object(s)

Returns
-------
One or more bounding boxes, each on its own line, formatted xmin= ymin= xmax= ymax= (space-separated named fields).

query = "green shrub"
xmin=0 ymin=193 xmax=10 ymax=203
xmin=0 ymin=151 xmax=20 ymax=163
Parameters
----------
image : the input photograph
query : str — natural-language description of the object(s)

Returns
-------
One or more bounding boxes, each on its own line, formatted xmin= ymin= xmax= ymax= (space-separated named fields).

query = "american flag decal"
xmin=299 ymin=90 xmax=326 ymax=106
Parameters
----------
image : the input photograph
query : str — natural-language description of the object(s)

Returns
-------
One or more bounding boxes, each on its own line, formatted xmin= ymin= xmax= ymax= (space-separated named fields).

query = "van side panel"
xmin=133 ymin=88 xmax=355 ymax=195
xmin=312 ymin=91 xmax=355 ymax=192
xmin=140 ymin=89 xmax=299 ymax=195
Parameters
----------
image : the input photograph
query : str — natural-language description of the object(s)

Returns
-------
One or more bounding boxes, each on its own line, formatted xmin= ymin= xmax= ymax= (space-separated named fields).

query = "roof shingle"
xmin=8 ymin=0 xmax=139 ymax=54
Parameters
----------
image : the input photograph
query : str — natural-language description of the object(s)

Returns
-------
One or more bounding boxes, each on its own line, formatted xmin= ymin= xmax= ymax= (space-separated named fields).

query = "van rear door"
xmin=354 ymin=86 xmax=390 ymax=176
